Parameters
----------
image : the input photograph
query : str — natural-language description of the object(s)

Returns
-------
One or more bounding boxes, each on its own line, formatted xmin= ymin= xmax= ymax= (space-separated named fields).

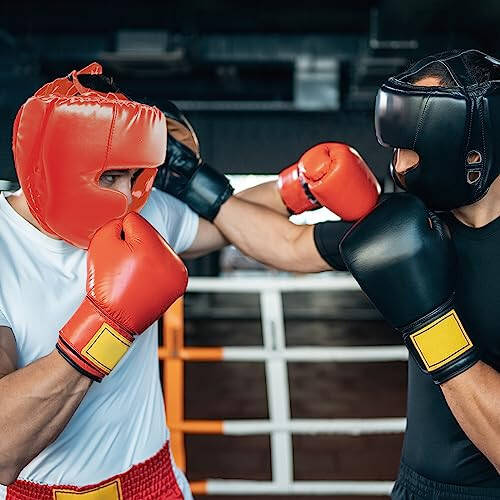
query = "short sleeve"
xmin=313 ymin=220 xmax=354 ymax=271
xmin=0 ymin=305 xmax=11 ymax=328
xmin=140 ymin=188 xmax=199 ymax=254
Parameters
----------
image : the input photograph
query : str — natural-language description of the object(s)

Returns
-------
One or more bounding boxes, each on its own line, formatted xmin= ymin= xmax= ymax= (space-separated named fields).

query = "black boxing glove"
xmin=339 ymin=193 xmax=479 ymax=384
xmin=154 ymin=101 xmax=233 ymax=222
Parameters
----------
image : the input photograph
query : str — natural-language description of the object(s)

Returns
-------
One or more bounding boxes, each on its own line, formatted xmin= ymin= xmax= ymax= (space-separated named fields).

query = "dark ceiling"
xmin=0 ymin=0 xmax=498 ymax=182
xmin=0 ymin=0 xmax=498 ymax=51
xmin=1 ymin=1 xmax=376 ymax=34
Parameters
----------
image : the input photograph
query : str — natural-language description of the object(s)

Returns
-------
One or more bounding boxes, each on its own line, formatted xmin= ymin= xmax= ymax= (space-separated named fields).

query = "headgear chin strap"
xmin=13 ymin=63 xmax=167 ymax=249
xmin=375 ymin=49 xmax=500 ymax=210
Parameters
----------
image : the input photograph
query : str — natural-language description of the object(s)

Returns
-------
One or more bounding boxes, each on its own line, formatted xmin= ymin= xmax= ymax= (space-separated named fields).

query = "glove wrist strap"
xmin=400 ymin=300 xmax=478 ymax=384
xmin=57 ymin=298 xmax=134 ymax=381
xmin=277 ymin=164 xmax=321 ymax=214
xmin=185 ymin=163 xmax=234 ymax=221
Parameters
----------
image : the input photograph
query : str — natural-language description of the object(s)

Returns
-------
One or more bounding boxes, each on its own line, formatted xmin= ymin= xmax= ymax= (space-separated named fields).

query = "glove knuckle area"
xmin=163 ymin=101 xmax=200 ymax=154
xmin=121 ymin=212 xmax=162 ymax=244
xmin=341 ymin=192 xmax=455 ymax=326
xmin=300 ymin=145 xmax=333 ymax=181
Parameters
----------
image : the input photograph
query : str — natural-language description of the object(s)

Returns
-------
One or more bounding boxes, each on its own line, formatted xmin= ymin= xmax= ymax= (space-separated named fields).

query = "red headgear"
xmin=12 ymin=62 xmax=167 ymax=249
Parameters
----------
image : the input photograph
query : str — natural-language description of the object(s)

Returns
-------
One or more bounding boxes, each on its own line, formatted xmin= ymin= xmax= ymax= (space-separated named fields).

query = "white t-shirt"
xmin=0 ymin=189 xmax=198 ymax=498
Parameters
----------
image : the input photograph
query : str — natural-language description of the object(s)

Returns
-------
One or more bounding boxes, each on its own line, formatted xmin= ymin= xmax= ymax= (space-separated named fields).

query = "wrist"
xmin=277 ymin=164 xmax=320 ymax=214
xmin=46 ymin=350 xmax=94 ymax=387
xmin=441 ymin=360 xmax=486 ymax=389
xmin=271 ymin=181 xmax=291 ymax=216
xmin=235 ymin=181 xmax=290 ymax=216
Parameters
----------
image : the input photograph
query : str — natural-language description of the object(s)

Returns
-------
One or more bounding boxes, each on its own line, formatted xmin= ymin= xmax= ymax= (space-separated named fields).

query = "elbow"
xmin=488 ymin=455 xmax=500 ymax=475
xmin=0 ymin=467 xmax=21 ymax=486
xmin=0 ymin=455 xmax=23 ymax=486
xmin=485 ymin=448 xmax=500 ymax=474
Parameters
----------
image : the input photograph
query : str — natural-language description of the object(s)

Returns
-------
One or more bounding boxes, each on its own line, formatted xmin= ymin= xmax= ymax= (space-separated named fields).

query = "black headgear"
xmin=375 ymin=49 xmax=500 ymax=210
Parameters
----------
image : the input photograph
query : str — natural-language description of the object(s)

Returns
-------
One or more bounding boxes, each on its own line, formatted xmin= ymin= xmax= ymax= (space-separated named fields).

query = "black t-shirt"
xmin=402 ymin=212 xmax=500 ymax=485
xmin=313 ymin=220 xmax=353 ymax=271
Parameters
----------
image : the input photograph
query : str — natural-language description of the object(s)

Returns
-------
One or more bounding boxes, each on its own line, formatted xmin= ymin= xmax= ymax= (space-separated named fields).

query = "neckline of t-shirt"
xmin=443 ymin=211 xmax=500 ymax=240
xmin=0 ymin=193 xmax=78 ymax=253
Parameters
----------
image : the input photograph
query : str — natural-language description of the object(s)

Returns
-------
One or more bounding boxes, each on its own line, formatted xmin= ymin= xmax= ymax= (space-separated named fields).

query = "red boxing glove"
xmin=57 ymin=213 xmax=188 ymax=381
xmin=277 ymin=142 xmax=380 ymax=220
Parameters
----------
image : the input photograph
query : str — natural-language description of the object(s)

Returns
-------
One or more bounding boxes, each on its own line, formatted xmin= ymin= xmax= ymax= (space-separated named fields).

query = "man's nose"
xmin=115 ymin=177 xmax=134 ymax=205
xmin=394 ymin=149 xmax=419 ymax=174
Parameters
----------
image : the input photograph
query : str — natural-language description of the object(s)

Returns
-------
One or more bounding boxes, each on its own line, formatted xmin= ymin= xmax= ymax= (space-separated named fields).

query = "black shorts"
xmin=392 ymin=462 xmax=500 ymax=499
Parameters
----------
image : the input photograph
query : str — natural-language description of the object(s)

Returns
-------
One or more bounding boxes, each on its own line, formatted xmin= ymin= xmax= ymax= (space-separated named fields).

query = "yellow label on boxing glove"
xmin=81 ymin=324 xmax=132 ymax=375
xmin=410 ymin=309 xmax=473 ymax=371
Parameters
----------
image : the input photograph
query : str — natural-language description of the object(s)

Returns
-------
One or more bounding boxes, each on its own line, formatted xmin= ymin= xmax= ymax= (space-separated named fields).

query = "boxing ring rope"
xmin=161 ymin=275 xmax=407 ymax=496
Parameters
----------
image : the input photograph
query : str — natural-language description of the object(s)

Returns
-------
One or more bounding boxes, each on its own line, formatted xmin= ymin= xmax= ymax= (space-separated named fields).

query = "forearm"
xmin=214 ymin=196 xmax=329 ymax=272
xmin=235 ymin=180 xmax=289 ymax=216
xmin=0 ymin=350 xmax=91 ymax=484
xmin=441 ymin=361 xmax=500 ymax=472
xmin=189 ymin=180 xmax=292 ymax=257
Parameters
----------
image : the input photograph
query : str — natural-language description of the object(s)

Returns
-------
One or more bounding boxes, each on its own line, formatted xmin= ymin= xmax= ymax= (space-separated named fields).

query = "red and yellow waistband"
xmin=7 ymin=441 xmax=184 ymax=500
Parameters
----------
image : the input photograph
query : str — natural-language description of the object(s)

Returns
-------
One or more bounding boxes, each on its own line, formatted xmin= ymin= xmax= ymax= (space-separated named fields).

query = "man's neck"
xmin=452 ymin=176 xmax=500 ymax=228
xmin=6 ymin=190 xmax=61 ymax=240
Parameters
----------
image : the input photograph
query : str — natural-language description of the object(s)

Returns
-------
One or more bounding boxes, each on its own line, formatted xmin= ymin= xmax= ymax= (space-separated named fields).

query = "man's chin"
xmin=394 ymin=171 xmax=407 ymax=189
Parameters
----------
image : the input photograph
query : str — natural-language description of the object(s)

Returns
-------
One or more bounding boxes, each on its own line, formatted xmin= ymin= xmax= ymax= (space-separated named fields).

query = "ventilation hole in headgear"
xmin=467 ymin=170 xmax=481 ymax=184
xmin=466 ymin=150 xmax=481 ymax=164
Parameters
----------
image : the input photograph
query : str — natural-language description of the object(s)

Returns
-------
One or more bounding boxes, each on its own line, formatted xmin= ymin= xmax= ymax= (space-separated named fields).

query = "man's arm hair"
xmin=235 ymin=180 xmax=289 ymax=216
xmin=213 ymin=196 xmax=330 ymax=273
xmin=180 ymin=181 xmax=342 ymax=272
xmin=180 ymin=180 xmax=289 ymax=260
xmin=0 ymin=328 xmax=91 ymax=485
xmin=441 ymin=362 xmax=500 ymax=473
xmin=180 ymin=217 xmax=229 ymax=260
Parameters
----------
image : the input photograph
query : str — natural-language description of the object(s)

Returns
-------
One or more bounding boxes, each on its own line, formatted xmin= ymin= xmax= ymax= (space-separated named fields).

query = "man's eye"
xmin=102 ymin=175 xmax=116 ymax=184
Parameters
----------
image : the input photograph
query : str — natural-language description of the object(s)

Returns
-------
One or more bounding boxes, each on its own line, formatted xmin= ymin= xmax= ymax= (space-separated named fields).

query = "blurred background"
xmin=3 ymin=0 xmax=500 ymax=190
xmin=1 ymin=1 xmax=497 ymax=498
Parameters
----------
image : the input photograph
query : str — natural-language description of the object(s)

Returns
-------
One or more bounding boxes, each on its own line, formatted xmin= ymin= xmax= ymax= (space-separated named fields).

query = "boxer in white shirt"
xmin=0 ymin=63 xmax=381 ymax=499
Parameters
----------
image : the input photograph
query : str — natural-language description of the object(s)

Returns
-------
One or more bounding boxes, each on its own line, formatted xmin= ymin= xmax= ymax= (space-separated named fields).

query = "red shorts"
xmin=7 ymin=441 xmax=184 ymax=499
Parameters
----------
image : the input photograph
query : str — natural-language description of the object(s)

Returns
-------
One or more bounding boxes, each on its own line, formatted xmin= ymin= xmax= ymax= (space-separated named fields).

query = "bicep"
xmin=180 ymin=218 xmax=228 ymax=260
xmin=291 ymin=225 xmax=334 ymax=273
xmin=0 ymin=327 xmax=17 ymax=379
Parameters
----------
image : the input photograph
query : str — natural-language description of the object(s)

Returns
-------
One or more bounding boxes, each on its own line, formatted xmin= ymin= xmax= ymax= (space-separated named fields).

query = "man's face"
xmin=99 ymin=169 xmax=143 ymax=206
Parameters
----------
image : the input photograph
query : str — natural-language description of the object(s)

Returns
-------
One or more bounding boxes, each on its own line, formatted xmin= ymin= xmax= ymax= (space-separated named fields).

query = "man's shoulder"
xmin=142 ymin=188 xmax=193 ymax=223
xmin=141 ymin=189 xmax=199 ymax=254
xmin=146 ymin=188 xmax=185 ymax=208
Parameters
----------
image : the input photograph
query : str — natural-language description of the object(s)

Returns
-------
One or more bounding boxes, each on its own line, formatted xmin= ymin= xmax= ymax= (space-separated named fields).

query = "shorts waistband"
xmin=396 ymin=462 xmax=500 ymax=499
xmin=7 ymin=440 xmax=184 ymax=500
